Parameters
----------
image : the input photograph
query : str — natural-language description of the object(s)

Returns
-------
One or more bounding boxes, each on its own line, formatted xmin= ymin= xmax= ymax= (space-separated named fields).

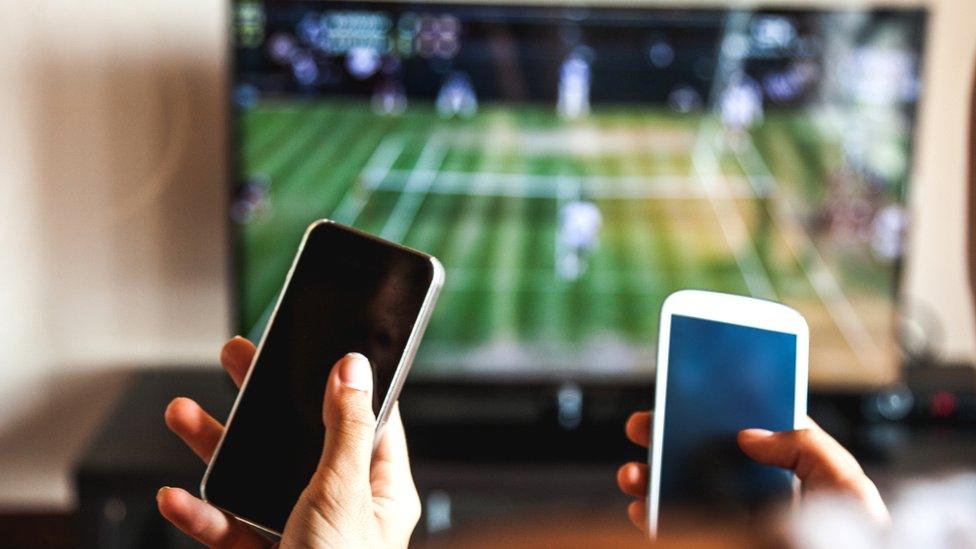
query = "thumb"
xmin=319 ymin=353 xmax=376 ymax=489
xmin=736 ymin=424 xmax=862 ymax=486
xmin=737 ymin=423 xmax=888 ymax=523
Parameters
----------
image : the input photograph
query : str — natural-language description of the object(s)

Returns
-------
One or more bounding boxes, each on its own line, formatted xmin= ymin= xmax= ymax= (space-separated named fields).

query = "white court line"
xmin=442 ymin=266 xmax=676 ymax=297
xmin=249 ymin=135 xmax=405 ymax=340
xmin=364 ymin=168 xmax=759 ymax=200
xmin=254 ymin=109 xmax=333 ymax=177
xmin=733 ymin=135 xmax=882 ymax=366
xmin=691 ymin=122 xmax=777 ymax=300
xmin=379 ymin=139 xmax=449 ymax=243
xmin=441 ymin=137 xmax=513 ymax=283
xmin=331 ymin=136 xmax=405 ymax=226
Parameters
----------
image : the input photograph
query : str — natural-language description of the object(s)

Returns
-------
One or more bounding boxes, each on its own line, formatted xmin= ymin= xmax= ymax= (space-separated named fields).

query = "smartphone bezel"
xmin=646 ymin=289 xmax=809 ymax=538
xmin=199 ymin=219 xmax=444 ymax=537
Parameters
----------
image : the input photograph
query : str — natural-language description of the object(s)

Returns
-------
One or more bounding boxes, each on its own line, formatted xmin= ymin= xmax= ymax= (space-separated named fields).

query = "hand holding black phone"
xmin=201 ymin=220 xmax=443 ymax=536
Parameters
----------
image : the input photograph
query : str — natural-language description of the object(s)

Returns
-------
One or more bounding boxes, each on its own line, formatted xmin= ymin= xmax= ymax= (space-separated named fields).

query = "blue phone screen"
xmin=658 ymin=314 xmax=797 ymax=529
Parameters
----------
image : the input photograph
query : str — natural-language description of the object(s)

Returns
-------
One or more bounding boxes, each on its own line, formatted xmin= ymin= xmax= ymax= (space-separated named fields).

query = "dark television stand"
xmin=75 ymin=366 xmax=925 ymax=548
xmin=74 ymin=369 xmax=649 ymax=547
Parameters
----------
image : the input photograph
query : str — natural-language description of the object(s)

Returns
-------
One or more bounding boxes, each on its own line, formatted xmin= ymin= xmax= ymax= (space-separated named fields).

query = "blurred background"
xmin=0 ymin=0 xmax=974 ymax=547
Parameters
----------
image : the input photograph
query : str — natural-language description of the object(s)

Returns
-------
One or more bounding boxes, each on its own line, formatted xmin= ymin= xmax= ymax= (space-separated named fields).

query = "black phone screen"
xmin=203 ymin=221 xmax=438 ymax=533
xmin=658 ymin=314 xmax=797 ymax=532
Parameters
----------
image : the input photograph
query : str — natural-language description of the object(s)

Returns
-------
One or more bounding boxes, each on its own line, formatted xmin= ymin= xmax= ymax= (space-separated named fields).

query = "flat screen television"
xmin=229 ymin=1 xmax=926 ymax=393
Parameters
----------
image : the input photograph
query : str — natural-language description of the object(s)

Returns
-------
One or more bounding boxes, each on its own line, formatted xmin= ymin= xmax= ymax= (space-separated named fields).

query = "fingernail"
xmin=156 ymin=486 xmax=170 ymax=502
xmin=339 ymin=353 xmax=372 ymax=392
xmin=743 ymin=428 xmax=774 ymax=437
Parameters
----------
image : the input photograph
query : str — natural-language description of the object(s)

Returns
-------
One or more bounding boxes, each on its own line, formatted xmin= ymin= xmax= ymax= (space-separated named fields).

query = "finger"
xmin=736 ymin=426 xmax=862 ymax=486
xmin=164 ymin=397 xmax=223 ymax=463
xmin=319 ymin=353 xmax=376 ymax=491
xmin=625 ymin=411 xmax=652 ymax=448
xmin=627 ymin=500 xmax=648 ymax=534
xmin=737 ymin=426 xmax=889 ymax=522
xmin=157 ymin=487 xmax=267 ymax=548
xmin=616 ymin=462 xmax=649 ymax=498
xmin=373 ymin=403 xmax=414 ymax=486
xmin=220 ymin=336 xmax=256 ymax=388
xmin=371 ymin=403 xmax=422 ymax=530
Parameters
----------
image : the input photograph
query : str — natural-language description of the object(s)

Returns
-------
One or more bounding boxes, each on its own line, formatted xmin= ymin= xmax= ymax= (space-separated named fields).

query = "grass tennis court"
xmin=237 ymin=98 xmax=898 ymax=386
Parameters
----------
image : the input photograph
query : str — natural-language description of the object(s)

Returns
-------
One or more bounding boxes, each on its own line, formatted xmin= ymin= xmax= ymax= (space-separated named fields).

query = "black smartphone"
xmin=201 ymin=220 xmax=443 ymax=535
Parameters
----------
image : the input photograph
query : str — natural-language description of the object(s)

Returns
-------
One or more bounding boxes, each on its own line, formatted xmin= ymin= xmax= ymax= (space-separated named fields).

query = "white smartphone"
xmin=647 ymin=290 xmax=808 ymax=537
xmin=201 ymin=220 xmax=443 ymax=536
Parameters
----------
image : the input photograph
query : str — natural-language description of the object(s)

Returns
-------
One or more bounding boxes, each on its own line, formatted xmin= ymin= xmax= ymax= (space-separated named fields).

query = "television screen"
xmin=230 ymin=1 xmax=926 ymax=387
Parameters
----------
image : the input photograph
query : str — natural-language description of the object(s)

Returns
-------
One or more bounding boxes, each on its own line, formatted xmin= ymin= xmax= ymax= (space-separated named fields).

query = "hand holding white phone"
xmin=647 ymin=290 xmax=808 ymax=537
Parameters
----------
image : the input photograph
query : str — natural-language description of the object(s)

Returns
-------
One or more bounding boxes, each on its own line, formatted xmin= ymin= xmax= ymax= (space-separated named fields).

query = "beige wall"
xmin=0 ymin=0 xmax=973 ymax=509
xmin=905 ymin=0 xmax=976 ymax=362
xmin=0 ymin=0 xmax=229 ymax=508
